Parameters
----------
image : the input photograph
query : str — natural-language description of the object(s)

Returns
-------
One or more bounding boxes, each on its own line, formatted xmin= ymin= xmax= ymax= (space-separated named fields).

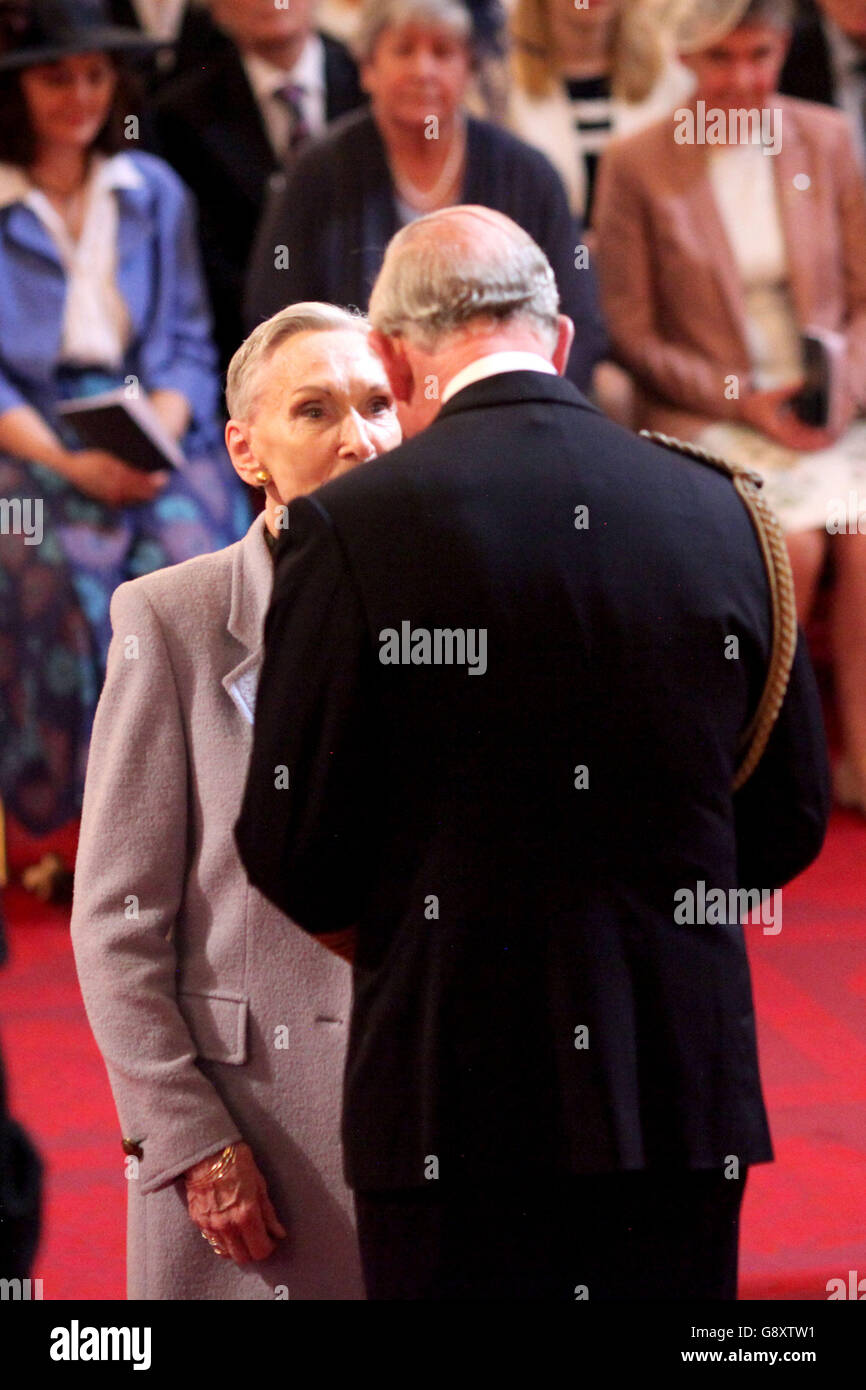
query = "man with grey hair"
xmin=237 ymin=207 xmax=829 ymax=1300
xmin=243 ymin=0 xmax=606 ymax=393
xmin=366 ymin=204 xmax=573 ymax=435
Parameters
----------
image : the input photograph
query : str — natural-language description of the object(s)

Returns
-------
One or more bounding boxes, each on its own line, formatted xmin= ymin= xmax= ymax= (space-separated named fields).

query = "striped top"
xmin=563 ymin=73 xmax=614 ymax=218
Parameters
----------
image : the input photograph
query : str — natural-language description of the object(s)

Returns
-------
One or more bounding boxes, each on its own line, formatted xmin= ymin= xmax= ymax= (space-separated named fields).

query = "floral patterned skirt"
xmin=0 ymin=371 xmax=251 ymax=834
xmin=698 ymin=419 xmax=866 ymax=535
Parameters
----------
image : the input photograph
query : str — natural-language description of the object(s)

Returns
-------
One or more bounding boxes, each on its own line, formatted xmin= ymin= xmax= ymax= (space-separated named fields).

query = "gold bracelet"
xmin=187 ymin=1143 xmax=238 ymax=1187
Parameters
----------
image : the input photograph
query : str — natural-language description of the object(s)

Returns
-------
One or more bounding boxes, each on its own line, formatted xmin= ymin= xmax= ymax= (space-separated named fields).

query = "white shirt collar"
xmin=440 ymin=351 xmax=558 ymax=405
xmin=0 ymin=153 xmax=144 ymax=210
xmin=0 ymin=164 xmax=35 ymax=208
xmin=94 ymin=154 xmax=146 ymax=192
xmin=130 ymin=0 xmax=187 ymax=42
xmin=241 ymin=33 xmax=325 ymax=102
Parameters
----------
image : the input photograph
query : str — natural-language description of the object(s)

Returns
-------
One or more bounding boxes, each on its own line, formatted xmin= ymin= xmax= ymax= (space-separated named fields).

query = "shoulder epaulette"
xmin=639 ymin=430 xmax=798 ymax=792
xmin=640 ymin=429 xmax=765 ymax=488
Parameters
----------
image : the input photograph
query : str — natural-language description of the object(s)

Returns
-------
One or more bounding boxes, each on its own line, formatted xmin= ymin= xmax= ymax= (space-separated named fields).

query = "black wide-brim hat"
xmin=0 ymin=0 xmax=168 ymax=72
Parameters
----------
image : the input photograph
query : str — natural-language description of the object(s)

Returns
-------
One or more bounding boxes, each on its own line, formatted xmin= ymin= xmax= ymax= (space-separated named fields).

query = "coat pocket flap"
xmin=177 ymin=990 xmax=248 ymax=1065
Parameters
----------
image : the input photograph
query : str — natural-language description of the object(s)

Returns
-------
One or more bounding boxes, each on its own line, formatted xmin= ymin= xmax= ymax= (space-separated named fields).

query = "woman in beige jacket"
xmin=594 ymin=0 xmax=866 ymax=814
xmin=70 ymin=302 xmax=402 ymax=1298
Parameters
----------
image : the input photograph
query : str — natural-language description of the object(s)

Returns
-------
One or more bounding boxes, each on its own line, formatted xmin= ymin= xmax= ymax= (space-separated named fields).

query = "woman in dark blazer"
xmin=244 ymin=0 xmax=606 ymax=393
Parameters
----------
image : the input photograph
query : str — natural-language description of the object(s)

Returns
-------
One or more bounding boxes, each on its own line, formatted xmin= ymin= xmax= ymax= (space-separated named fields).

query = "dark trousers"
xmin=355 ymin=1168 xmax=747 ymax=1300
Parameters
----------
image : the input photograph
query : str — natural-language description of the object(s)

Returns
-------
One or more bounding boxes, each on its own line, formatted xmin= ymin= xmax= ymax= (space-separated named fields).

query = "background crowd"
xmin=1 ymin=0 xmax=865 ymax=853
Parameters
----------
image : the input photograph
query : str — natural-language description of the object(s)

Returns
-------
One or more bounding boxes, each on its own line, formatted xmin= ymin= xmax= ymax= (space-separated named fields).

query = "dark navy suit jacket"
xmin=780 ymin=3 xmax=838 ymax=108
xmin=152 ymin=33 xmax=364 ymax=369
xmin=237 ymin=370 xmax=829 ymax=1191
xmin=107 ymin=0 xmax=226 ymax=89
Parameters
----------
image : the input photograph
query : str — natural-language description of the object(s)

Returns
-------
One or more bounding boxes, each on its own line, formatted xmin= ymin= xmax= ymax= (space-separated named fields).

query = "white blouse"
xmin=130 ymin=0 xmax=188 ymax=41
xmin=707 ymin=143 xmax=803 ymax=391
xmin=0 ymin=154 xmax=141 ymax=370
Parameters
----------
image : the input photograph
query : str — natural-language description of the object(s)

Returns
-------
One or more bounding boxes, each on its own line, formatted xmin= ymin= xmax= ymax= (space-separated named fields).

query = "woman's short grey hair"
xmin=354 ymin=0 xmax=473 ymax=65
xmin=226 ymin=302 xmax=370 ymax=420
xmin=367 ymin=209 xmax=561 ymax=351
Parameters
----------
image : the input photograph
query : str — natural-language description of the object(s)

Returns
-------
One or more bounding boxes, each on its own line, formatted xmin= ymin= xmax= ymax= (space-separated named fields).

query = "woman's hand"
xmin=739 ymin=384 xmax=843 ymax=452
xmin=61 ymin=449 xmax=169 ymax=506
xmin=149 ymin=388 xmax=192 ymax=442
xmin=184 ymin=1141 xmax=287 ymax=1266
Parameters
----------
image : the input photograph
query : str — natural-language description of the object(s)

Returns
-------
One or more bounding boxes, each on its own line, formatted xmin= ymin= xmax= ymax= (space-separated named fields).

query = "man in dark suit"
xmin=152 ymin=0 xmax=364 ymax=369
xmin=236 ymin=208 xmax=830 ymax=1300
xmin=107 ymin=0 xmax=225 ymax=88
xmin=781 ymin=0 xmax=866 ymax=164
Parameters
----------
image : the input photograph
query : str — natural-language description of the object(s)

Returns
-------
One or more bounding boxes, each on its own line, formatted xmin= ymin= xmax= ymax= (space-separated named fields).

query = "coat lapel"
xmin=461 ymin=117 xmax=491 ymax=205
xmin=202 ymin=49 xmax=276 ymax=208
xmin=222 ymin=515 xmax=274 ymax=725
xmin=355 ymin=117 xmax=399 ymax=303
xmin=772 ymin=101 xmax=817 ymax=329
xmin=673 ymin=100 xmax=816 ymax=339
xmin=114 ymin=177 xmax=158 ymax=338
xmin=1 ymin=159 xmax=155 ymax=337
xmin=2 ymin=202 xmax=63 ymax=266
xmin=322 ymin=32 xmax=363 ymax=121
xmin=673 ymin=133 xmax=751 ymax=352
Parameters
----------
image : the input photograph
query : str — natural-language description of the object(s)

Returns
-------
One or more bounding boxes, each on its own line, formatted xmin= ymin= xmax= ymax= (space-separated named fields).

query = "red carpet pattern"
xmin=1 ymin=813 xmax=864 ymax=1300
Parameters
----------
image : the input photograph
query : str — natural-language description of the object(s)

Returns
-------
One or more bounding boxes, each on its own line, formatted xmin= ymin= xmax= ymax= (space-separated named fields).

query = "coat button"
xmin=122 ymin=1137 xmax=144 ymax=1159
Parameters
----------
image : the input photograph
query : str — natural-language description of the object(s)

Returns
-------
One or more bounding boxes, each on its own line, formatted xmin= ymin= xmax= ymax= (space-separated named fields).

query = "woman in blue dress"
xmin=0 ymin=0 xmax=251 ymax=836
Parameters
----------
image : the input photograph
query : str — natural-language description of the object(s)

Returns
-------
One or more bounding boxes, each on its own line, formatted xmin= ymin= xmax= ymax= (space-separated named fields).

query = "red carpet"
xmin=739 ymin=811 xmax=866 ymax=1299
xmin=0 ymin=814 xmax=864 ymax=1300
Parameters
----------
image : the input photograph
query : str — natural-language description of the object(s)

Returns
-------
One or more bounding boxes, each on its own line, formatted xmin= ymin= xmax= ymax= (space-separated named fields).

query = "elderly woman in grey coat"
xmin=70 ymin=302 xmax=402 ymax=1299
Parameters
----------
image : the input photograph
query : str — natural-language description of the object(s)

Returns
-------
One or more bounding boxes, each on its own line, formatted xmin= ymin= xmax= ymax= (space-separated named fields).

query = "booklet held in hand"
xmin=58 ymin=388 xmax=187 ymax=472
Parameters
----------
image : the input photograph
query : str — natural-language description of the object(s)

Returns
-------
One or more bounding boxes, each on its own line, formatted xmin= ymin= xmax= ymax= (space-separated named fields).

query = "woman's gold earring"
xmin=255 ymin=469 xmax=270 ymax=486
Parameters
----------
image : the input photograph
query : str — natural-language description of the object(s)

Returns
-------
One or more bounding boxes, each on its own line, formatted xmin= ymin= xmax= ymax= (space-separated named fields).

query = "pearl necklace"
xmin=389 ymin=118 xmax=467 ymax=213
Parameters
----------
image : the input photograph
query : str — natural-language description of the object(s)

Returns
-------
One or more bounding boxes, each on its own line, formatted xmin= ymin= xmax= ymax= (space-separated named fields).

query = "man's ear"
xmin=225 ymin=419 xmax=260 ymax=488
xmin=552 ymin=315 xmax=575 ymax=377
xmin=370 ymin=329 xmax=414 ymax=405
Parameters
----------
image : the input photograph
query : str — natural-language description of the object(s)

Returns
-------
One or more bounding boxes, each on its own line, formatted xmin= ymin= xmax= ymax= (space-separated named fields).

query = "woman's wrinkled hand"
xmin=63 ymin=449 xmax=169 ymax=506
xmin=184 ymin=1141 xmax=287 ymax=1266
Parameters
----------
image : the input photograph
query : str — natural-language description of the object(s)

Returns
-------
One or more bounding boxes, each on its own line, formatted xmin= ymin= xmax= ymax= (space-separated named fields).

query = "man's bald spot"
xmin=396 ymin=204 xmax=534 ymax=257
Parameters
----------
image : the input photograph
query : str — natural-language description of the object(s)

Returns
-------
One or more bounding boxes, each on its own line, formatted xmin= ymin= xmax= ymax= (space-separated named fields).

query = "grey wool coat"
xmin=70 ymin=514 xmax=363 ymax=1300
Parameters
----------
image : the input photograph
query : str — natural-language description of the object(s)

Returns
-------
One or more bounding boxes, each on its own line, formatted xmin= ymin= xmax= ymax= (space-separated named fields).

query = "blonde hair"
xmin=509 ymin=0 xmax=664 ymax=105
